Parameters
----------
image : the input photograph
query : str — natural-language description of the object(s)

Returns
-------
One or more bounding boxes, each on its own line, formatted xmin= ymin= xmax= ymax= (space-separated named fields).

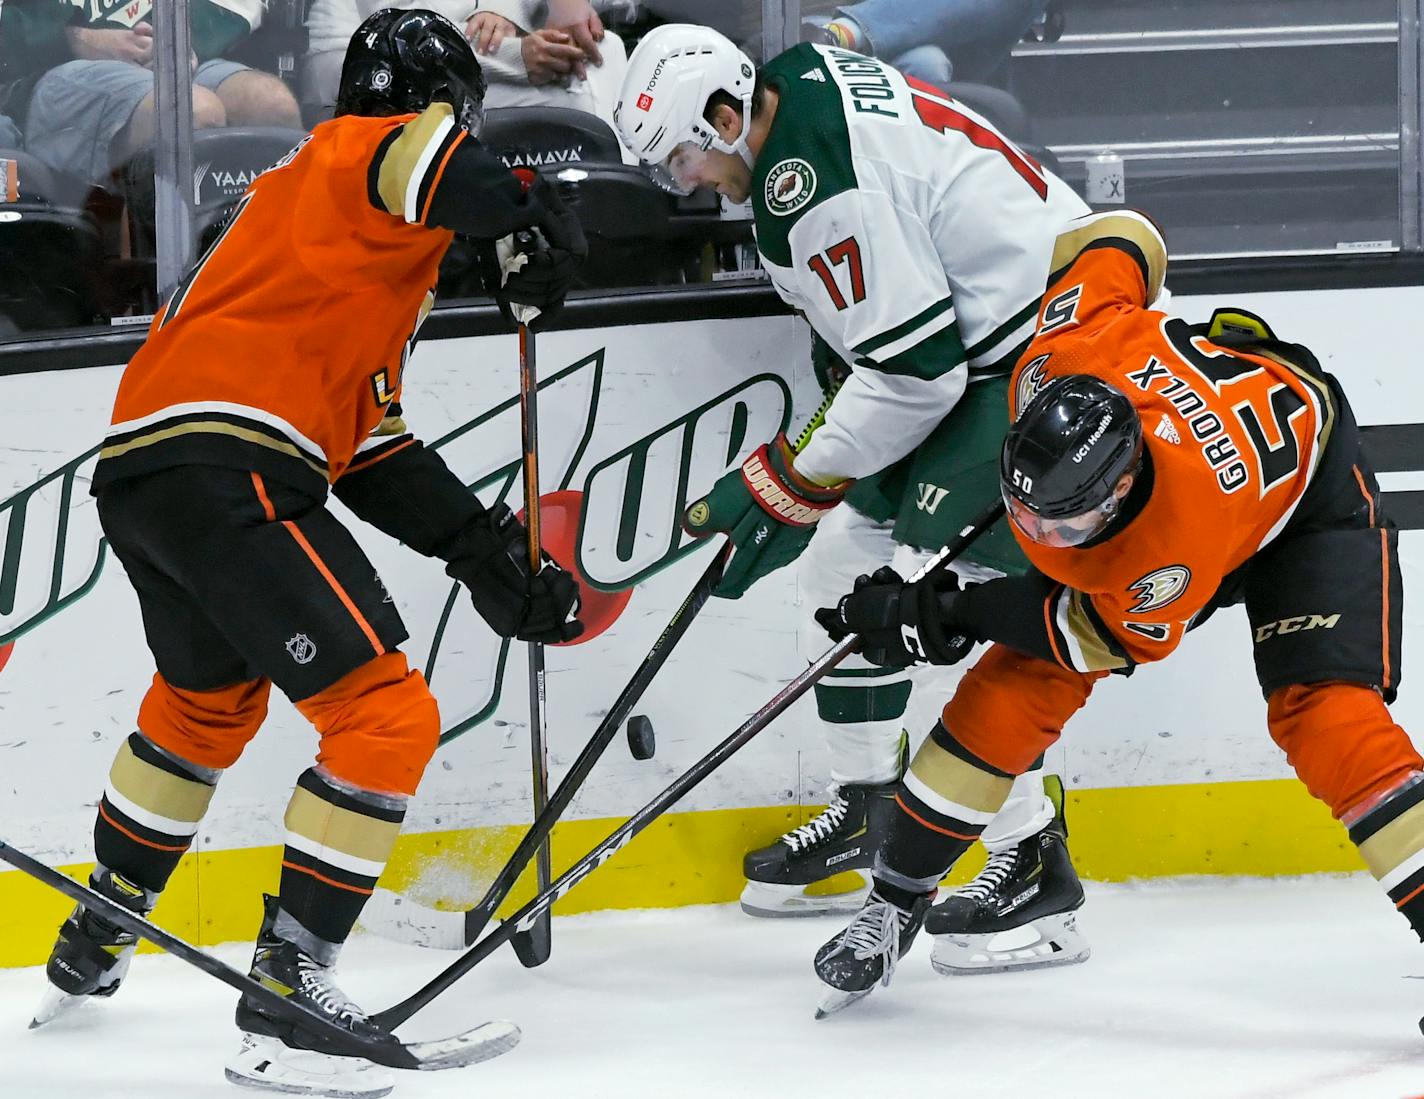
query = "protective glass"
xmin=1004 ymin=491 xmax=1120 ymax=549
xmin=646 ymin=141 xmax=713 ymax=196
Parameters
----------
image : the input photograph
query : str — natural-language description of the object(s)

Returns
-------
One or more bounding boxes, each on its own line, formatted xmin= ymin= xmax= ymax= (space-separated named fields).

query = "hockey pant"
xmin=92 ymin=465 xmax=443 ymax=956
xmin=799 ymin=503 xmax=1051 ymax=851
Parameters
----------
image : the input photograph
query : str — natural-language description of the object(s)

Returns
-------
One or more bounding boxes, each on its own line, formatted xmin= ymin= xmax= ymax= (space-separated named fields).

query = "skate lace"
xmin=835 ymin=896 xmax=906 ymax=988
xmin=781 ymin=790 xmax=850 ymax=853
xmin=296 ymin=956 xmax=366 ymax=1025
xmin=957 ymin=847 xmax=1018 ymax=902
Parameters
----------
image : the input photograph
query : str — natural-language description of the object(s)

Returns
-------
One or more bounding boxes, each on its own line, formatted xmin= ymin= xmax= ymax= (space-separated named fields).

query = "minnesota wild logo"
xmin=764 ymin=158 xmax=817 ymax=216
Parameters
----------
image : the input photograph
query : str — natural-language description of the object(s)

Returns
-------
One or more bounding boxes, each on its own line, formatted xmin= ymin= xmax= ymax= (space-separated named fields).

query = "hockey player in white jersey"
xmin=615 ymin=25 xmax=1091 ymax=974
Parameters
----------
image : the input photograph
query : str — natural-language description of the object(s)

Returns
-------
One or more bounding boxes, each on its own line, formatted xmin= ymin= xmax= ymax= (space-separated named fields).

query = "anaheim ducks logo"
xmin=1014 ymin=354 xmax=1052 ymax=419
xmin=1126 ymin=565 xmax=1191 ymax=613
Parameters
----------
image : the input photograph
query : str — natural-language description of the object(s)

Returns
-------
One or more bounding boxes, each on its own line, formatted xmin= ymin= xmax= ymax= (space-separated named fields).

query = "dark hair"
xmin=703 ymin=72 xmax=768 ymax=127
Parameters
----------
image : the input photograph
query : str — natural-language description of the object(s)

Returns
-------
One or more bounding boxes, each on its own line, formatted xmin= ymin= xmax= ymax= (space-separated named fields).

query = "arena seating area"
xmin=0 ymin=1 xmax=1412 ymax=336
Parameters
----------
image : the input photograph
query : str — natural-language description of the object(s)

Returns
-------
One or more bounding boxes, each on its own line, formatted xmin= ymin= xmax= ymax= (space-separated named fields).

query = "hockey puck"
xmin=626 ymin=714 xmax=656 ymax=760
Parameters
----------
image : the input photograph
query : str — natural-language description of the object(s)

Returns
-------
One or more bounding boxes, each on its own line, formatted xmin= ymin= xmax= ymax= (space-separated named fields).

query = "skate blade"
xmin=29 ymin=984 xmax=87 ymax=1029
xmin=406 ymin=1019 xmax=521 ymax=1070
xmin=814 ymin=986 xmax=873 ymax=1020
xmin=739 ymin=878 xmax=870 ymax=919
xmin=929 ymin=913 xmax=1090 ymax=976
xmin=225 ymin=1033 xmax=395 ymax=1098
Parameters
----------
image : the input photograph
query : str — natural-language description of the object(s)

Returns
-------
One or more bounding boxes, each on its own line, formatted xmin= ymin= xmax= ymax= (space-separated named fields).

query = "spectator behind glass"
xmin=802 ymin=0 xmax=1048 ymax=87
xmin=306 ymin=0 xmax=631 ymax=157
xmin=0 ymin=1 xmax=81 ymax=150
xmin=20 ymin=0 xmax=301 ymax=185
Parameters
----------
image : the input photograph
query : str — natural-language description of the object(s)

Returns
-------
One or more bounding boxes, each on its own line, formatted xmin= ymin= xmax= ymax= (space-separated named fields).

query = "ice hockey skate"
xmin=813 ymin=890 xmax=933 ymax=1018
xmin=926 ymin=785 xmax=1089 ymax=976
xmin=225 ymin=896 xmax=518 ymax=1097
xmin=31 ymin=868 xmax=154 ymax=1028
xmin=740 ymin=782 xmax=896 ymax=918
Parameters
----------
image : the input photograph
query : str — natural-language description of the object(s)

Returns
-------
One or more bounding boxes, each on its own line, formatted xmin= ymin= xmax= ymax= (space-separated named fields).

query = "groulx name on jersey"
xmin=1125 ymin=354 xmax=1249 ymax=494
xmin=825 ymin=48 xmax=901 ymax=120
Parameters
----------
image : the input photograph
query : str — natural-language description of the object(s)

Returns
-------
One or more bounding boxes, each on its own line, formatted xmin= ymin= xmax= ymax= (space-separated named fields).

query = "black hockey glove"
xmin=500 ymin=175 xmax=588 ymax=327
xmin=444 ymin=504 xmax=584 ymax=644
xmin=815 ymin=566 xmax=979 ymax=667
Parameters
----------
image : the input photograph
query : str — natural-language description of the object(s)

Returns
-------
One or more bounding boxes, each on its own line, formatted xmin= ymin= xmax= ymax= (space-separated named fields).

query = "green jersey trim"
xmin=867 ymin=314 xmax=968 ymax=380
xmin=853 ymin=296 xmax=955 ymax=359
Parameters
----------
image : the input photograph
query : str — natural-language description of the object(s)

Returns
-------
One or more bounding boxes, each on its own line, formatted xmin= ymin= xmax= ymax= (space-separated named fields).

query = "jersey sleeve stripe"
xmin=1047 ymin=210 xmax=1167 ymax=302
xmin=416 ymin=128 xmax=468 ymax=226
xmin=1042 ymin=586 xmax=1073 ymax=670
xmin=962 ymin=298 xmax=1041 ymax=370
xmin=346 ymin=436 xmax=415 ymax=475
xmin=366 ymin=128 xmax=403 ymax=214
xmin=1070 ymin=590 xmax=1134 ymax=672
xmin=852 ymin=296 xmax=956 ymax=362
xmin=373 ymin=103 xmax=457 ymax=222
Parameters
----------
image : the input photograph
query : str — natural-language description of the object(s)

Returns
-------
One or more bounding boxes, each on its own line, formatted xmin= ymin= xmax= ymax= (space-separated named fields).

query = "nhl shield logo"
xmin=285 ymin=633 xmax=317 ymax=665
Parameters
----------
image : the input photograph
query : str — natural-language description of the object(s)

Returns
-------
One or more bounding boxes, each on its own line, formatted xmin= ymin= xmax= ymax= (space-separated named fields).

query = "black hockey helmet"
xmin=1001 ymin=374 xmax=1143 ymax=547
xmin=337 ymin=9 xmax=487 ymax=134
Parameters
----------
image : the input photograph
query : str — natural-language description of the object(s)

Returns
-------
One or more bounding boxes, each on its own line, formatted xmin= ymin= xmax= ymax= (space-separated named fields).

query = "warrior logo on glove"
xmin=681 ymin=433 xmax=850 ymax=599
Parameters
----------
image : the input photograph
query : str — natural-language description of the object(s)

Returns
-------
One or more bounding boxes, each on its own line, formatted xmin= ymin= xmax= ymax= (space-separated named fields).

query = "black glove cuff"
xmin=913 ymin=580 xmax=979 ymax=664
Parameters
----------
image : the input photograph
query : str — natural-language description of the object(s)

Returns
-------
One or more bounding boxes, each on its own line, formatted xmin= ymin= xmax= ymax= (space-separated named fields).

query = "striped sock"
xmin=879 ymin=721 xmax=1017 ymax=885
xmin=1347 ymin=773 xmax=1424 ymax=939
xmin=95 ymin=732 xmax=220 ymax=893
xmin=279 ymin=768 xmax=406 ymax=950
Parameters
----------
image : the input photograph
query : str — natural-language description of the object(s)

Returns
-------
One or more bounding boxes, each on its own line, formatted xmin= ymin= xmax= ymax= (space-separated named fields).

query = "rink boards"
xmin=0 ymin=289 xmax=1420 ymax=966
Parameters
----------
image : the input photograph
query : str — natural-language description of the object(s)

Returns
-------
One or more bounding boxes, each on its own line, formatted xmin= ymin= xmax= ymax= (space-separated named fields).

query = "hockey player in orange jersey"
xmin=33 ymin=9 xmax=586 ymax=1094
xmin=812 ymin=207 xmax=1424 ymax=1018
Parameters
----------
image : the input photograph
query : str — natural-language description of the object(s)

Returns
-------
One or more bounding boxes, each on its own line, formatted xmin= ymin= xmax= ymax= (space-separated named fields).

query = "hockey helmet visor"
xmin=1001 ymin=374 xmax=1143 ymax=549
xmin=647 ymin=140 xmax=718 ymax=196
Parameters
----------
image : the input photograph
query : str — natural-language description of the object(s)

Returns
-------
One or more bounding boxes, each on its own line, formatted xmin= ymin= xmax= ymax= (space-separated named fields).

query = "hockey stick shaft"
xmin=455 ymin=541 xmax=729 ymax=946
xmin=373 ymin=500 xmax=1005 ymax=1028
xmin=516 ymin=318 xmax=554 ymax=965
xmin=0 ymin=839 xmax=421 ymax=1069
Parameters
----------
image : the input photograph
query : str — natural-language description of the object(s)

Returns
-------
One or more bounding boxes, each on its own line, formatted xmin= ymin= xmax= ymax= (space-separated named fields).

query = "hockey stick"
xmin=372 ymin=500 xmax=1006 ymax=1029
xmin=360 ymin=540 xmax=731 ymax=950
xmin=511 ymin=306 xmax=554 ymax=969
xmin=0 ymin=839 xmax=520 ymax=1069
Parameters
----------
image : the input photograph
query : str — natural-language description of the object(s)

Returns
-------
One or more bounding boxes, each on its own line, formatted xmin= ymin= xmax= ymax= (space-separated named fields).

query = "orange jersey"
xmin=93 ymin=104 xmax=537 ymax=499
xmin=1003 ymin=211 xmax=1338 ymax=671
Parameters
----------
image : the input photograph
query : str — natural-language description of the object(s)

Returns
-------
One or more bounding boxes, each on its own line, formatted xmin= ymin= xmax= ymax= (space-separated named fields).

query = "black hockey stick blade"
xmin=360 ymin=542 xmax=730 ymax=952
xmin=372 ymin=502 xmax=1006 ymax=1029
xmin=0 ymin=838 xmax=520 ymax=1070
xmin=509 ymin=911 xmax=552 ymax=967
xmin=626 ymin=714 xmax=656 ymax=760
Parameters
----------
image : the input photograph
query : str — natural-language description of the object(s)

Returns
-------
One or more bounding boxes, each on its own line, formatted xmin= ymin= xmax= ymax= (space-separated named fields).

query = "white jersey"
xmin=751 ymin=44 xmax=1089 ymax=485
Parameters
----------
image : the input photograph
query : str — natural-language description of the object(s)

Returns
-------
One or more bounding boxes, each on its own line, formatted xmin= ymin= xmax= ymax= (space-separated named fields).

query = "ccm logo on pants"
xmin=1255 ymin=612 xmax=1341 ymax=643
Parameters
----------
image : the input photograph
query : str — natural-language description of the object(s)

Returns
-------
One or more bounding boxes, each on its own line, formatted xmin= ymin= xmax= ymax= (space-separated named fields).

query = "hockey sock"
xmin=1346 ymin=774 xmax=1424 ymax=939
xmin=814 ymin=665 xmax=911 ymax=785
xmin=1268 ymin=682 xmax=1424 ymax=938
xmin=875 ymin=721 xmax=1016 ymax=891
xmin=95 ymin=732 xmax=222 ymax=893
xmin=278 ymin=767 xmax=407 ymax=955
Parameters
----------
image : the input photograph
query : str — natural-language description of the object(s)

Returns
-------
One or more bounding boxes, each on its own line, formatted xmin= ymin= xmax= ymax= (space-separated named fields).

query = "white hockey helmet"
xmin=614 ymin=23 xmax=758 ymax=195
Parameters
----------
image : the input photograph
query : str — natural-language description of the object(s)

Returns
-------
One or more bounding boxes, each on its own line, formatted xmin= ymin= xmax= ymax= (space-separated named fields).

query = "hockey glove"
xmin=494 ymin=174 xmax=588 ymax=328
xmin=815 ymin=566 xmax=978 ymax=667
xmin=444 ymin=504 xmax=585 ymax=644
xmin=683 ymin=432 xmax=849 ymax=599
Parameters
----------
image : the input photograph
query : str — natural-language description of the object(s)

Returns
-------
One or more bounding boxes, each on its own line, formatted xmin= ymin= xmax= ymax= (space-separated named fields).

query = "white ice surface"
xmin=3 ymin=875 xmax=1424 ymax=1099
